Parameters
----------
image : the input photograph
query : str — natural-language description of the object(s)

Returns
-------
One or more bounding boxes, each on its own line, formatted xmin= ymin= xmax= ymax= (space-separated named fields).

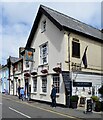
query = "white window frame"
xmin=33 ymin=77 xmax=37 ymax=92
xmin=40 ymin=43 xmax=48 ymax=65
xmin=41 ymin=20 xmax=46 ymax=33
xmin=41 ymin=76 xmax=47 ymax=93
xmin=53 ymin=74 xmax=60 ymax=93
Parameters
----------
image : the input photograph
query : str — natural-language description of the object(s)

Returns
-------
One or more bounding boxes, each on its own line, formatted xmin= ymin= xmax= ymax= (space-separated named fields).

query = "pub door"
xmin=25 ymin=79 xmax=29 ymax=98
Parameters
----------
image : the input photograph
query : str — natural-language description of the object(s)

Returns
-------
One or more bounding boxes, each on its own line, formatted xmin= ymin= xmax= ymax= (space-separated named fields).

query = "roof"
xmin=9 ymin=56 xmax=20 ymax=64
xmin=26 ymin=5 xmax=103 ymax=48
xmin=13 ymin=58 xmax=23 ymax=65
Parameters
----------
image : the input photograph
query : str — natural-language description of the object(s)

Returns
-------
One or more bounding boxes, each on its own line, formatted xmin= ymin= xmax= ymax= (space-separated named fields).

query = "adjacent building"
xmin=7 ymin=56 xmax=20 ymax=95
xmin=0 ymin=65 xmax=9 ymax=94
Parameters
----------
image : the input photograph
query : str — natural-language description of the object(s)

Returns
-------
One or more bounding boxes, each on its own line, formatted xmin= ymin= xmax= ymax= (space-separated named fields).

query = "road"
xmin=2 ymin=95 xmax=79 ymax=119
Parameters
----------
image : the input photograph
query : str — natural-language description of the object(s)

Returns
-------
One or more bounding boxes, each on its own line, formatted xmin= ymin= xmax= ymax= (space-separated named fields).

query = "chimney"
xmin=19 ymin=47 xmax=25 ymax=58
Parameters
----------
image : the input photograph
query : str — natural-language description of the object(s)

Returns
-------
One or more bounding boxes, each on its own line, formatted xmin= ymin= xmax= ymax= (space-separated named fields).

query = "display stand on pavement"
xmin=84 ymin=97 xmax=93 ymax=114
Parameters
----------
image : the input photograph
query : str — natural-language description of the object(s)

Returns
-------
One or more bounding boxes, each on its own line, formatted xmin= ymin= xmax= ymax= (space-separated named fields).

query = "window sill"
xmin=40 ymin=93 xmax=47 ymax=96
xmin=38 ymin=64 xmax=48 ymax=67
xmin=31 ymin=92 xmax=37 ymax=95
xmin=41 ymin=29 xmax=46 ymax=33
xmin=56 ymin=94 xmax=59 ymax=97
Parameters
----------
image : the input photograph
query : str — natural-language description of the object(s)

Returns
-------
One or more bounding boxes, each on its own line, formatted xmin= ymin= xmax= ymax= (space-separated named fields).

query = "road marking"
xmin=9 ymin=107 xmax=31 ymax=118
xmin=0 ymin=103 xmax=2 ymax=105
xmin=3 ymin=96 xmax=81 ymax=120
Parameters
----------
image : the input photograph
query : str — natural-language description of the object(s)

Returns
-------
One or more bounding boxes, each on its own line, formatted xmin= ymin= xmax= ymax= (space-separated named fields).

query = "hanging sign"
xmin=25 ymin=48 xmax=34 ymax=61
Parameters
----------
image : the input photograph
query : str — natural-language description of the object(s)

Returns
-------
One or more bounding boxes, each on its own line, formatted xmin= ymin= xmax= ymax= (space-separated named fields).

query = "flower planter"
xmin=71 ymin=102 xmax=78 ymax=109
xmin=94 ymin=101 xmax=101 ymax=112
xmin=53 ymin=67 xmax=61 ymax=73
xmin=41 ymin=69 xmax=48 ymax=74
xmin=70 ymin=95 xmax=79 ymax=109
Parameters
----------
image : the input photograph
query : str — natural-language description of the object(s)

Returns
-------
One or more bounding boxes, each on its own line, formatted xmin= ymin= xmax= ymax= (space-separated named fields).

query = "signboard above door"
xmin=73 ymin=82 xmax=92 ymax=87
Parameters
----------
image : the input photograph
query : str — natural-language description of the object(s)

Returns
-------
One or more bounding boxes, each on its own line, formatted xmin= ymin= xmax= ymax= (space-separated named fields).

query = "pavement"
xmin=2 ymin=94 xmax=103 ymax=119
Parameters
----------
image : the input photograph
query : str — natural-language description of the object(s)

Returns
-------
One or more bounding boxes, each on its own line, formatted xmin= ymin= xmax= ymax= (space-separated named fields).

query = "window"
xmin=42 ymin=76 xmax=47 ymax=93
xmin=33 ymin=77 xmax=37 ymax=92
xmin=92 ymin=86 xmax=95 ymax=96
xmin=72 ymin=40 xmax=80 ymax=58
xmin=40 ymin=43 xmax=48 ymax=64
xmin=11 ymin=81 xmax=13 ymax=89
xmin=53 ymin=74 xmax=60 ymax=93
xmin=41 ymin=20 xmax=46 ymax=33
xmin=26 ymin=61 xmax=29 ymax=68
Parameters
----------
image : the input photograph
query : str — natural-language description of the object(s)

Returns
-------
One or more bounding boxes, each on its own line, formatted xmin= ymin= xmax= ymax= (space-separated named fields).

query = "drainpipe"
xmin=68 ymin=32 xmax=71 ymax=74
xmin=68 ymin=32 xmax=72 ymax=97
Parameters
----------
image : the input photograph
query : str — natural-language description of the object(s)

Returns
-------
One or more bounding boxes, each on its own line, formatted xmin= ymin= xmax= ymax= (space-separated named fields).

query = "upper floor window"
xmin=40 ymin=43 xmax=48 ymax=65
xmin=41 ymin=20 xmax=46 ymax=33
xmin=26 ymin=61 xmax=29 ymax=68
xmin=41 ymin=76 xmax=47 ymax=93
xmin=53 ymin=74 xmax=60 ymax=93
xmin=72 ymin=39 xmax=80 ymax=58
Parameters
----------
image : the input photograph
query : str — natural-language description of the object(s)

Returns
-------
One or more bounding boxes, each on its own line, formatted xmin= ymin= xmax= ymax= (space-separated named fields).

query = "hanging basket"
xmin=24 ymin=73 xmax=30 ymax=77
xmin=31 ymin=71 xmax=37 ymax=75
xmin=41 ymin=69 xmax=48 ymax=74
xmin=53 ymin=67 xmax=61 ymax=73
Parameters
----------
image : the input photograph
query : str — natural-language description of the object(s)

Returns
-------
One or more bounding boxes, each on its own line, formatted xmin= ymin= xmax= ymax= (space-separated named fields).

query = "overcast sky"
xmin=0 ymin=0 xmax=102 ymax=65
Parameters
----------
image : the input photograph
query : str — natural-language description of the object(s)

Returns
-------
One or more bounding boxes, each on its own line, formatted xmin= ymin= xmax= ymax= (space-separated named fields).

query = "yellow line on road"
xmin=3 ymin=96 xmax=82 ymax=120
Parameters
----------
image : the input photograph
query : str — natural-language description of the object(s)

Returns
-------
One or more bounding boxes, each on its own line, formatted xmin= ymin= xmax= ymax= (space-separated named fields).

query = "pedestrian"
xmin=20 ymin=87 xmax=25 ymax=101
xmin=50 ymin=84 xmax=56 ymax=107
xmin=18 ymin=86 xmax=21 ymax=99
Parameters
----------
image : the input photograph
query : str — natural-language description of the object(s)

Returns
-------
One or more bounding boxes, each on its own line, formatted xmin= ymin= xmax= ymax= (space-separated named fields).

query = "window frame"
xmin=25 ymin=61 xmax=29 ymax=68
xmin=53 ymin=74 xmax=60 ymax=94
xmin=41 ymin=76 xmax=47 ymax=93
xmin=41 ymin=20 xmax=46 ymax=33
xmin=33 ymin=77 xmax=37 ymax=92
xmin=40 ymin=42 xmax=48 ymax=65
xmin=72 ymin=39 xmax=80 ymax=58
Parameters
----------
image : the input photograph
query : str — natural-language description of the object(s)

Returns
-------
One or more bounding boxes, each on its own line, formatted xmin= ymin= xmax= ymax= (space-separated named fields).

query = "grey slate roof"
xmin=26 ymin=5 xmax=103 ymax=48
xmin=41 ymin=5 xmax=102 ymax=40
xmin=9 ymin=56 xmax=20 ymax=64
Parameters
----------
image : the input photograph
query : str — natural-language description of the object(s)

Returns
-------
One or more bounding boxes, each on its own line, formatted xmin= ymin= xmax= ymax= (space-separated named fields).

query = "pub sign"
xmin=25 ymin=48 xmax=34 ymax=61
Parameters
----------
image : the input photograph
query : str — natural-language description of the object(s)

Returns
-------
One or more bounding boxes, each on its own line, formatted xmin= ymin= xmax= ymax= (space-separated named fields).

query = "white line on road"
xmin=0 ymin=103 xmax=2 ymax=105
xmin=9 ymin=107 xmax=31 ymax=118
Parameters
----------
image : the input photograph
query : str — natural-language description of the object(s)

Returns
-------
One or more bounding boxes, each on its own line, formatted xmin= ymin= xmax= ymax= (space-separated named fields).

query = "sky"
xmin=0 ymin=0 xmax=102 ymax=65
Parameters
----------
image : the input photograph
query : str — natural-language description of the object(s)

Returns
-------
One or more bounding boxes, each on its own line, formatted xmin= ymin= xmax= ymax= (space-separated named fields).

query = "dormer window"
xmin=41 ymin=20 xmax=46 ymax=33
